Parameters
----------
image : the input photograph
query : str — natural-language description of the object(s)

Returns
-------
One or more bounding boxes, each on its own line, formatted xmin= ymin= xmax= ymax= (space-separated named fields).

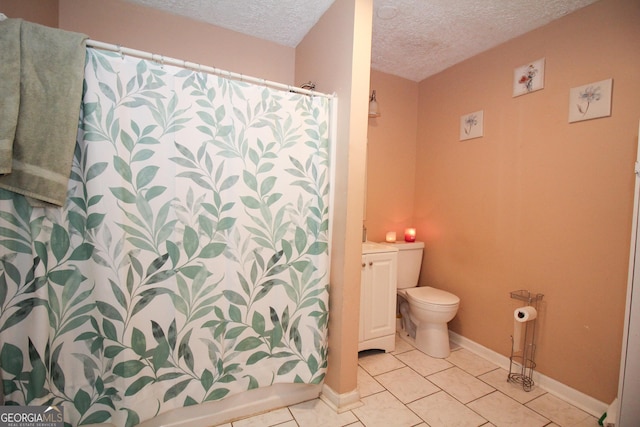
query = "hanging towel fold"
xmin=0 ymin=19 xmax=21 ymax=174
xmin=0 ymin=19 xmax=87 ymax=206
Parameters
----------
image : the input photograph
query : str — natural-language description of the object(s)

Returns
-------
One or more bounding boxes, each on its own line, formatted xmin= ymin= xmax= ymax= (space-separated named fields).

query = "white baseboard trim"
xmin=449 ymin=331 xmax=608 ymax=418
xmin=320 ymin=383 xmax=363 ymax=413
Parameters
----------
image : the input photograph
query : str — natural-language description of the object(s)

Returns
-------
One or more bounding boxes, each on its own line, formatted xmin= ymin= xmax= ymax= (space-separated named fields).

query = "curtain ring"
xmin=117 ymin=44 xmax=124 ymax=59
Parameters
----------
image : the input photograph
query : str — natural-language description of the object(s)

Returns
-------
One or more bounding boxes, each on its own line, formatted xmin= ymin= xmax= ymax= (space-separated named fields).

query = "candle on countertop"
xmin=385 ymin=231 xmax=396 ymax=243
xmin=404 ymin=228 xmax=416 ymax=242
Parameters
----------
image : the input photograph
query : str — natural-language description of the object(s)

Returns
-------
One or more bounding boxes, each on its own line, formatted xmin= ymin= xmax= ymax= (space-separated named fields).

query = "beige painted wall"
xmin=296 ymin=0 xmax=373 ymax=395
xmin=366 ymin=70 xmax=418 ymax=242
xmin=411 ymin=0 xmax=640 ymax=402
xmin=1 ymin=0 xmax=58 ymax=27
xmin=2 ymin=0 xmax=295 ymax=83
xmin=63 ymin=0 xmax=295 ymax=84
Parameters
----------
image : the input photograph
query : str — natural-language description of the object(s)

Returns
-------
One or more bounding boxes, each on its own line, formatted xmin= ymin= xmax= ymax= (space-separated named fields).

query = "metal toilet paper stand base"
xmin=508 ymin=290 xmax=544 ymax=391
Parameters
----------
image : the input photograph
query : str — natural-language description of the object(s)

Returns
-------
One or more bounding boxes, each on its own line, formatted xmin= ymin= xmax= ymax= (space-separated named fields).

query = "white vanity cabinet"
xmin=359 ymin=242 xmax=398 ymax=352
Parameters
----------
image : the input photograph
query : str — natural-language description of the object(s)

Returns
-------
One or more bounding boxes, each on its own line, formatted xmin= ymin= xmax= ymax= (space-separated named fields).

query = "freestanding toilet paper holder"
xmin=508 ymin=290 xmax=544 ymax=391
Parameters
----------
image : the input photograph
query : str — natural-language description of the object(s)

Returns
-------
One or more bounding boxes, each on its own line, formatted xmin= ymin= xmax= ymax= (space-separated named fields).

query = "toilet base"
xmin=414 ymin=322 xmax=451 ymax=358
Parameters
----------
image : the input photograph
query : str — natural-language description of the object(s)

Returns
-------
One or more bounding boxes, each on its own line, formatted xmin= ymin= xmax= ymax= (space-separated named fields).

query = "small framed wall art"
xmin=568 ymin=78 xmax=613 ymax=123
xmin=513 ymin=58 xmax=545 ymax=97
xmin=460 ymin=110 xmax=483 ymax=141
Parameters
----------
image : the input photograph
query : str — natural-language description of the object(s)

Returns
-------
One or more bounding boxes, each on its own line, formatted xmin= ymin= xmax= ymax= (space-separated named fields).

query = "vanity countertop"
xmin=362 ymin=241 xmax=398 ymax=254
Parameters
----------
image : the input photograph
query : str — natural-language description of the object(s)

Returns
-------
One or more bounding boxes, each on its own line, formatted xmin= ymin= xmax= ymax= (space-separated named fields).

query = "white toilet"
xmin=390 ymin=241 xmax=460 ymax=358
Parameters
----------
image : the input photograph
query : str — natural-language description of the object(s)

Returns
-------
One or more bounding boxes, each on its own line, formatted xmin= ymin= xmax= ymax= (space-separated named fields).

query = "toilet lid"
xmin=405 ymin=286 xmax=460 ymax=306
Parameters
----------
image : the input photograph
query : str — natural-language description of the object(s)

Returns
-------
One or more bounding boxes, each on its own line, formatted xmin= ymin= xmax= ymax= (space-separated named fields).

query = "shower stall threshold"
xmin=83 ymin=384 xmax=322 ymax=427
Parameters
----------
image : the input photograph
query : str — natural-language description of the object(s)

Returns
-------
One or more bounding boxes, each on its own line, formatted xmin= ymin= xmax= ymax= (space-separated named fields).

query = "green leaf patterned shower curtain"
xmin=0 ymin=48 xmax=331 ymax=426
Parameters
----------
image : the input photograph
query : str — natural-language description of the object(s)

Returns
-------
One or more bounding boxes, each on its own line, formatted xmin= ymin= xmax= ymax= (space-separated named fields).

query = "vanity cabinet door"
xmin=359 ymin=251 xmax=397 ymax=348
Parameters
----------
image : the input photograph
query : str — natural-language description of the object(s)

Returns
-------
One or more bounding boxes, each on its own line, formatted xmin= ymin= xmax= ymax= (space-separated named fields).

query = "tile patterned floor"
xmin=215 ymin=333 xmax=600 ymax=427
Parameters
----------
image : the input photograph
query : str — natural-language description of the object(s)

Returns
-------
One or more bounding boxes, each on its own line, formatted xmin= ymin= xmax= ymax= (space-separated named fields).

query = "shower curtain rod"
xmin=86 ymin=39 xmax=333 ymax=99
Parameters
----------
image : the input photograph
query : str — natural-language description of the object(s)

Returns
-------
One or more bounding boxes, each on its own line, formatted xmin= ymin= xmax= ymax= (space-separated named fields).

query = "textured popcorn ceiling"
xmin=371 ymin=0 xmax=599 ymax=81
xmin=125 ymin=0 xmax=599 ymax=82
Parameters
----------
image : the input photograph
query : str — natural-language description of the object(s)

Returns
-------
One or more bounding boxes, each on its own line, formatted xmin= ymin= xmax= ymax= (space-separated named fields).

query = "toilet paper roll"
xmin=515 ymin=306 xmax=537 ymax=323
xmin=512 ymin=306 xmax=537 ymax=352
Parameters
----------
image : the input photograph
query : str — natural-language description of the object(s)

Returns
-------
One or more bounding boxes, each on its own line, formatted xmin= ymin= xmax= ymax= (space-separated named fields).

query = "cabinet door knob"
xmin=362 ymin=263 xmax=366 ymax=268
xmin=369 ymin=261 xmax=373 ymax=266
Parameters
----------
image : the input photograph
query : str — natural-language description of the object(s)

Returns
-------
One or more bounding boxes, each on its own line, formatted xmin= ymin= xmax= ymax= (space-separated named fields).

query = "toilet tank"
xmin=389 ymin=241 xmax=425 ymax=289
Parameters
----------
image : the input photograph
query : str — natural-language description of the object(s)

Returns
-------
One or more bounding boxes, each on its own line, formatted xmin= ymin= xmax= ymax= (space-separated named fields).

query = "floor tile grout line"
xmin=394 ymin=388 xmax=440 ymax=427
xmin=232 ymin=333 xmax=599 ymax=427
xmin=474 ymin=366 xmax=551 ymax=407
xmin=373 ymin=339 xmax=534 ymax=425
xmin=347 ymin=408 xmax=361 ymax=426
xmin=453 ymin=388 xmax=496 ymax=424
xmin=284 ymin=406 xmax=297 ymax=427
xmin=364 ymin=356 xmax=457 ymax=405
xmin=394 ymin=351 xmax=456 ymax=377
xmin=474 ymin=389 xmax=559 ymax=427
xmin=522 ymin=396 xmax=566 ymax=427
xmin=411 ymin=387 xmax=491 ymax=426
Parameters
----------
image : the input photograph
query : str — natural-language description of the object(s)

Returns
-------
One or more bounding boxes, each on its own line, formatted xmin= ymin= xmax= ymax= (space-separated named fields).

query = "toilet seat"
xmin=405 ymin=286 xmax=459 ymax=310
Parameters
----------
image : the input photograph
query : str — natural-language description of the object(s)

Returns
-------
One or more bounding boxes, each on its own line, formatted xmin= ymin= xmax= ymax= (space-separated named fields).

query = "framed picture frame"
xmin=460 ymin=110 xmax=483 ymax=141
xmin=568 ymin=78 xmax=613 ymax=123
xmin=513 ymin=58 xmax=545 ymax=97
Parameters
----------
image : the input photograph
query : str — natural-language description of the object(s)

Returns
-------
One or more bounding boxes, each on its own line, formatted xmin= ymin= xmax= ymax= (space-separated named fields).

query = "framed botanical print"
xmin=513 ymin=58 xmax=545 ymax=97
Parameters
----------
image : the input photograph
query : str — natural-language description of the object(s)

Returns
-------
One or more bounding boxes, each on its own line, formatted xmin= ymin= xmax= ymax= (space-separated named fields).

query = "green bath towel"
xmin=0 ymin=19 xmax=21 ymax=174
xmin=0 ymin=19 xmax=87 ymax=206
